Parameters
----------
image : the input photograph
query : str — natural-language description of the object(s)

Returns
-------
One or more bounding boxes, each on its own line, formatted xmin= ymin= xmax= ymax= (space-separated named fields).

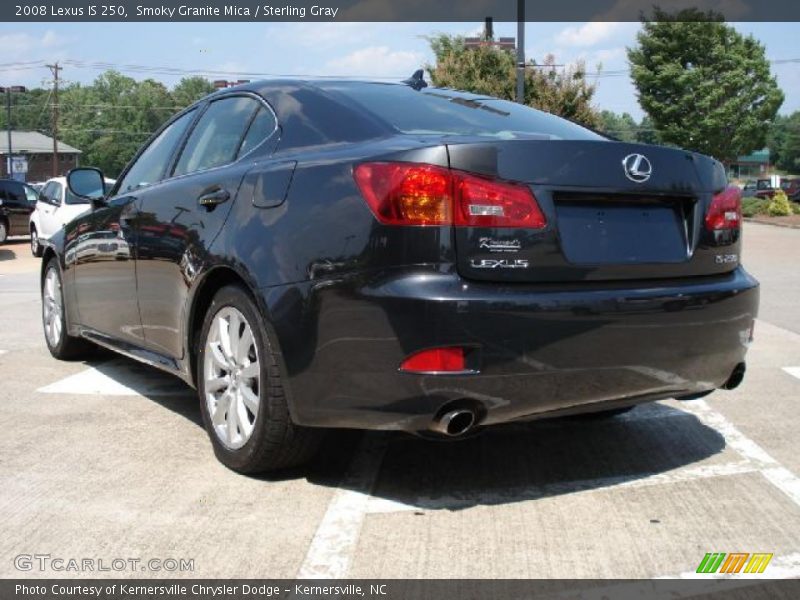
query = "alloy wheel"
xmin=203 ymin=306 xmax=261 ymax=450
xmin=0 ymin=221 xmax=7 ymax=243
xmin=42 ymin=267 xmax=63 ymax=348
xmin=31 ymin=230 xmax=38 ymax=255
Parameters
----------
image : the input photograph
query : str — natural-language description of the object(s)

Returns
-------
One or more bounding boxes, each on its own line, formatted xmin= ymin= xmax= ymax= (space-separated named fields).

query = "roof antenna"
xmin=402 ymin=69 xmax=428 ymax=91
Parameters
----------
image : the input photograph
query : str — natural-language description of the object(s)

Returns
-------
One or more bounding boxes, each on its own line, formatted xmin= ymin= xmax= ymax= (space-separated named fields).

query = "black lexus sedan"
xmin=41 ymin=78 xmax=758 ymax=473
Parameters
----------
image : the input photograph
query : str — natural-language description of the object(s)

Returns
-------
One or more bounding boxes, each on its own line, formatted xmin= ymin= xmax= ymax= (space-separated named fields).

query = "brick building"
xmin=0 ymin=131 xmax=81 ymax=183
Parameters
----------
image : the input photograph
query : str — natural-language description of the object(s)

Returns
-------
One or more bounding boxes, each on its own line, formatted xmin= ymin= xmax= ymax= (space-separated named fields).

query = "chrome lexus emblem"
xmin=622 ymin=153 xmax=652 ymax=183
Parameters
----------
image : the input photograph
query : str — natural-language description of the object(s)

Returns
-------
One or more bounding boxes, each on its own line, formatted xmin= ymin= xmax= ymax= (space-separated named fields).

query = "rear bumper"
xmin=265 ymin=267 xmax=759 ymax=432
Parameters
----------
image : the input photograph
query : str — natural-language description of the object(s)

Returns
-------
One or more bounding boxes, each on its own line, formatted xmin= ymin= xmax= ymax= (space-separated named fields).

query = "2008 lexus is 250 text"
xmin=40 ymin=76 xmax=758 ymax=473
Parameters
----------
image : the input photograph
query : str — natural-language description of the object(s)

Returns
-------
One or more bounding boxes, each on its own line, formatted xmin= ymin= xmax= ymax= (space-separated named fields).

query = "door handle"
xmin=198 ymin=187 xmax=230 ymax=210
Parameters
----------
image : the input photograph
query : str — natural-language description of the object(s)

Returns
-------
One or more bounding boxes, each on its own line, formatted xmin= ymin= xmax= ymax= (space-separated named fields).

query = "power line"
xmin=0 ymin=54 xmax=797 ymax=83
xmin=60 ymin=59 xmax=406 ymax=80
xmin=0 ymin=60 xmax=45 ymax=68
xmin=521 ymin=57 xmax=800 ymax=79
xmin=33 ymin=88 xmax=53 ymax=130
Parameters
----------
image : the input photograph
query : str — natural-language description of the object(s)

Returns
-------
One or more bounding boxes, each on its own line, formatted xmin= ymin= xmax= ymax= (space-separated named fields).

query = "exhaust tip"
xmin=721 ymin=362 xmax=746 ymax=390
xmin=431 ymin=408 xmax=477 ymax=437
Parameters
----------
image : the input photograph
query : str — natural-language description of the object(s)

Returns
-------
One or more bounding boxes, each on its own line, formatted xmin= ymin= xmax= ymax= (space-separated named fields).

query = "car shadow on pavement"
xmin=0 ymin=239 xmax=32 ymax=262
xmin=94 ymin=356 xmax=727 ymax=507
xmin=93 ymin=357 xmax=203 ymax=425
xmin=345 ymin=407 xmax=727 ymax=511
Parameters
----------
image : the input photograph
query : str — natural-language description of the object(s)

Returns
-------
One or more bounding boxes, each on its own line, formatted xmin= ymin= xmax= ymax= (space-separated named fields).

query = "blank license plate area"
xmin=555 ymin=199 xmax=688 ymax=265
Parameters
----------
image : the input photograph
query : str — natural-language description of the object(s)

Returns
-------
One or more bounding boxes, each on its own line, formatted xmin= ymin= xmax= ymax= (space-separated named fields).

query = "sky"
xmin=0 ymin=21 xmax=798 ymax=120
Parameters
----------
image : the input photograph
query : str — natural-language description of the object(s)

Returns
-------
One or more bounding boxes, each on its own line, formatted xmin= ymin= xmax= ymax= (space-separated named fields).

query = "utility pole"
xmin=5 ymin=89 xmax=11 ymax=178
xmin=516 ymin=0 xmax=525 ymax=104
xmin=2 ymin=85 xmax=27 ymax=179
xmin=46 ymin=62 xmax=61 ymax=177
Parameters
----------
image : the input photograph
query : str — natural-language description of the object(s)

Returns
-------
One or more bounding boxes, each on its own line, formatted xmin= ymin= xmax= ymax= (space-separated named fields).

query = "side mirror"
xmin=67 ymin=168 xmax=106 ymax=206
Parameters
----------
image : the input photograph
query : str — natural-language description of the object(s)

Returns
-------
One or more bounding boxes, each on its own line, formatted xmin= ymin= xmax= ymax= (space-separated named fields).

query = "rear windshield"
xmin=325 ymin=83 xmax=605 ymax=141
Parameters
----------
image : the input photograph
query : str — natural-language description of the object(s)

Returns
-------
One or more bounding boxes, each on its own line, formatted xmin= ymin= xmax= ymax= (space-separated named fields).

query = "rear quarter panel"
xmin=210 ymin=138 xmax=456 ymax=291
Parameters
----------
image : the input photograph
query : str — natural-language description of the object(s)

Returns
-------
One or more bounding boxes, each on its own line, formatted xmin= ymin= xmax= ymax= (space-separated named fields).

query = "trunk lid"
xmin=447 ymin=139 xmax=734 ymax=282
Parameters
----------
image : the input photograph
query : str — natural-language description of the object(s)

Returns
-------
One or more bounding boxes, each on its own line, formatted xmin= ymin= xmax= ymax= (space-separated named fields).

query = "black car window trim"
xmin=107 ymin=106 xmax=200 ymax=199
xmin=166 ymin=92 xmax=279 ymax=181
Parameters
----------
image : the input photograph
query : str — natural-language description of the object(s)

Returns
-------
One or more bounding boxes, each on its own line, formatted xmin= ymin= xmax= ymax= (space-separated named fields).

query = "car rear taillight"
xmin=399 ymin=347 xmax=466 ymax=373
xmin=454 ymin=171 xmax=545 ymax=228
xmin=354 ymin=162 xmax=545 ymax=229
xmin=353 ymin=162 xmax=452 ymax=226
xmin=705 ymin=186 xmax=742 ymax=231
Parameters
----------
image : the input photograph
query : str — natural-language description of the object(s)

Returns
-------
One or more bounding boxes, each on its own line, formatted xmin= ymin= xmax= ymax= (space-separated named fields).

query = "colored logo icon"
xmin=696 ymin=552 xmax=773 ymax=574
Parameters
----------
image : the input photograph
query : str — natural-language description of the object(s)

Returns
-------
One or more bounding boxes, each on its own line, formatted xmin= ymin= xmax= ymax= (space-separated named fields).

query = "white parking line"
xmin=296 ymin=434 xmax=388 ymax=579
xmin=37 ymin=358 xmax=188 ymax=397
xmin=782 ymin=367 xmax=800 ymax=380
xmin=681 ymin=399 xmax=800 ymax=508
xmin=361 ymin=398 xmax=800 ymax=517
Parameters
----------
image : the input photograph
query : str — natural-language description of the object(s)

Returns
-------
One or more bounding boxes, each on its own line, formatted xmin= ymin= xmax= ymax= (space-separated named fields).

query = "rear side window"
xmin=238 ymin=107 xmax=276 ymax=158
xmin=173 ymin=96 xmax=263 ymax=177
xmin=325 ymin=83 xmax=605 ymax=141
xmin=117 ymin=109 xmax=197 ymax=194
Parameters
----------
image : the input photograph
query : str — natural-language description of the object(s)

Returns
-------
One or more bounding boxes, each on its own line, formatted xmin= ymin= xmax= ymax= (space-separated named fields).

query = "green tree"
xmin=635 ymin=115 xmax=660 ymax=145
xmin=58 ymin=71 xmax=172 ymax=176
xmin=628 ymin=8 xmax=783 ymax=162
xmin=598 ymin=110 xmax=639 ymax=141
xmin=55 ymin=72 xmax=215 ymax=177
xmin=426 ymin=34 xmax=600 ymax=128
xmin=767 ymin=114 xmax=788 ymax=169
xmin=171 ymin=76 xmax=215 ymax=107
xmin=1 ymin=71 xmax=216 ymax=178
xmin=770 ymin=112 xmax=800 ymax=173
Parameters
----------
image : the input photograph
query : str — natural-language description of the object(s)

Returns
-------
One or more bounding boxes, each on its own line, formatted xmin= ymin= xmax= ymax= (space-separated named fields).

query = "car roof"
xmin=230 ymin=78 xmax=491 ymax=102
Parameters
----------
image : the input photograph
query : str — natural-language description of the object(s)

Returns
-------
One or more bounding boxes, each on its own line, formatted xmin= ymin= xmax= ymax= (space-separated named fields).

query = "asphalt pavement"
xmin=0 ymin=223 xmax=799 ymax=581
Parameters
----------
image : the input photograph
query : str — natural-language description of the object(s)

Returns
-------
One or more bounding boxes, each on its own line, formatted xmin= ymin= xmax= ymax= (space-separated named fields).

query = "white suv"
xmin=29 ymin=176 xmax=115 ymax=256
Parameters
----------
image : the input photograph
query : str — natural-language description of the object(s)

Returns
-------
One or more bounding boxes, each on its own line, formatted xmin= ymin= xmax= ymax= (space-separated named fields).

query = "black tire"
xmin=568 ymin=406 xmax=636 ymax=420
xmin=197 ymin=285 xmax=322 ymax=473
xmin=41 ymin=257 xmax=94 ymax=360
xmin=30 ymin=226 xmax=43 ymax=257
